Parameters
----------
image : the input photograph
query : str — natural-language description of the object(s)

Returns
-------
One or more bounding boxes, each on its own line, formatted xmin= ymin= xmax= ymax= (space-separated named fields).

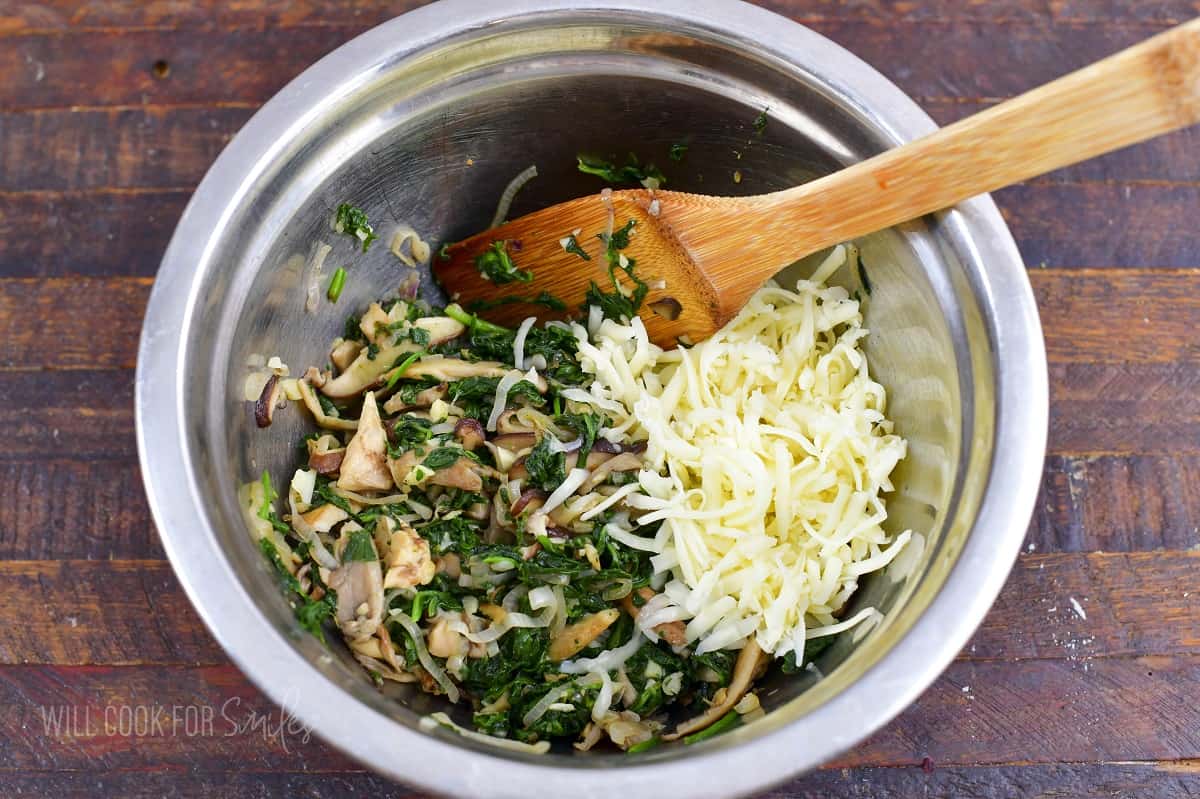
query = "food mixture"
xmin=244 ymin=181 xmax=912 ymax=753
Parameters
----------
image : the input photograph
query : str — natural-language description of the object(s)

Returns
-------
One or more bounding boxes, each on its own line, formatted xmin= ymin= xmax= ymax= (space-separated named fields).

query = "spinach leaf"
xmin=524 ymin=435 xmax=566 ymax=492
xmin=342 ymin=529 xmax=377 ymax=562
xmin=389 ymin=415 xmax=433 ymax=455
xmin=475 ymin=241 xmax=532 ymax=285
xmin=334 ymin=204 xmax=378 ymax=252
xmin=577 ymin=153 xmax=666 ymax=187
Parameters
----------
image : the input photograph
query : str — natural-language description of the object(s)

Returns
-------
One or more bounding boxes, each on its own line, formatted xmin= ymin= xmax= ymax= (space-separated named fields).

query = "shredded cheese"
xmin=574 ymin=246 xmax=911 ymax=661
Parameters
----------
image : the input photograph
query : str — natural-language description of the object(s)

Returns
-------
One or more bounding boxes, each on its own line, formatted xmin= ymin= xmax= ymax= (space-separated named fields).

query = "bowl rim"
xmin=136 ymin=1 xmax=1048 ymax=796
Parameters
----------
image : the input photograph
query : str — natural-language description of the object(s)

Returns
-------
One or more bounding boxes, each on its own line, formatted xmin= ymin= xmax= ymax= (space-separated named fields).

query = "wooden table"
xmin=3 ymin=1 xmax=1198 ymax=796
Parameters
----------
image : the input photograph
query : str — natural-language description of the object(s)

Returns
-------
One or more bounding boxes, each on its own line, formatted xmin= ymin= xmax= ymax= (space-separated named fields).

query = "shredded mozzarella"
xmin=576 ymin=246 xmax=911 ymax=660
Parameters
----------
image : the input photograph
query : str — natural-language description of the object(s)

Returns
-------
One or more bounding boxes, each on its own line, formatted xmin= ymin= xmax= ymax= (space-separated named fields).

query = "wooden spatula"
xmin=435 ymin=18 xmax=1200 ymax=345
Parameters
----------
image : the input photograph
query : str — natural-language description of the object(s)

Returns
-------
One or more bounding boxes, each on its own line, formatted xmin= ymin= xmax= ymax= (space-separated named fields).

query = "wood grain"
xmin=0 ymin=459 xmax=158 ymax=560
xmin=0 ymin=552 xmax=1192 ymax=667
xmin=0 ymin=561 xmax=223 ymax=666
xmin=3 ymin=19 xmax=1197 ymax=112
xmin=0 ymin=108 xmax=248 ymax=192
xmin=0 ymin=278 xmax=149 ymax=369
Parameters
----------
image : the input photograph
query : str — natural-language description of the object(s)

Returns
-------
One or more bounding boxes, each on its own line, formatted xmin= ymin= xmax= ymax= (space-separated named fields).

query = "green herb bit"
xmin=389 ymin=415 xmax=434 ymax=454
xmin=384 ymin=351 xmax=426 ymax=390
xmin=256 ymin=472 xmax=290 ymax=534
xmin=475 ymin=240 xmax=533 ymax=285
xmin=524 ymin=434 xmax=567 ymax=492
xmin=421 ymin=446 xmax=466 ymax=471
xmin=753 ymin=108 xmax=768 ymax=137
xmin=576 ymin=153 xmax=667 ymax=187
xmin=333 ymin=204 xmax=378 ymax=252
xmin=683 ymin=711 xmax=741 ymax=745
xmin=259 ymin=538 xmax=337 ymax=642
xmin=444 ymin=303 xmax=512 ymax=336
xmin=342 ymin=529 xmax=378 ymax=562
xmin=466 ymin=291 xmax=567 ymax=313
xmin=327 ymin=267 xmax=347 ymax=302
xmin=561 ymin=233 xmax=591 ymax=261
xmin=627 ymin=737 xmax=661 ymax=754
xmin=437 ymin=242 xmax=452 ymax=261
xmin=669 ymin=142 xmax=688 ymax=162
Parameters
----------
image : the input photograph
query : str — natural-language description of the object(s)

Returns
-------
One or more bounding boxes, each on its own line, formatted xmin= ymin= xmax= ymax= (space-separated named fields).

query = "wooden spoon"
xmin=435 ymin=18 xmax=1200 ymax=345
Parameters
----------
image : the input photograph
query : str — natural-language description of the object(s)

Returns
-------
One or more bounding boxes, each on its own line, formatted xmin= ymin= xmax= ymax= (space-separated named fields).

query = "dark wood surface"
xmin=2 ymin=1 xmax=1198 ymax=796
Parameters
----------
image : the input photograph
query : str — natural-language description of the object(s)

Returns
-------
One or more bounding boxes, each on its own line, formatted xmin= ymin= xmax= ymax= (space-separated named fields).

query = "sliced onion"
xmin=546 ymin=435 xmax=582 ymax=454
xmin=290 ymin=468 xmax=317 ymax=506
xmin=513 ymin=316 xmax=536 ymax=371
xmin=487 ymin=371 xmax=522 ymax=432
xmin=303 ymin=241 xmax=332 ymax=313
xmin=390 ymin=612 xmax=460 ymax=703
xmin=601 ymin=578 xmax=633 ymax=601
xmin=491 ymin=165 xmax=538 ymax=228
xmin=601 ymin=521 xmax=663 ymax=552
xmin=421 ymin=712 xmax=550 ymax=755
xmin=528 ymin=586 xmax=556 ymax=611
xmin=591 ymin=670 xmax=615 ymax=722
xmin=287 ymin=491 xmax=340 ymax=570
xmin=465 ymin=609 xmax=553 ymax=644
xmin=579 ymin=486 xmax=642 ymax=523
xmin=559 ymin=630 xmax=643 ymax=675
xmin=522 ymin=673 xmax=602 ymax=727
xmin=542 ymin=468 xmax=590 ymax=514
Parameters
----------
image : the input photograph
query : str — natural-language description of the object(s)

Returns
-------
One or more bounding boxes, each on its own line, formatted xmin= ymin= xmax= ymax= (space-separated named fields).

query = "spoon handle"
xmin=759 ymin=17 xmax=1200 ymax=257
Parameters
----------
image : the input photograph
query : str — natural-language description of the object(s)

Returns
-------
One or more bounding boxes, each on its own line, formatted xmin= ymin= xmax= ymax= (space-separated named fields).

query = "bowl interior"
xmin=175 ymin=6 xmax=994 ymax=776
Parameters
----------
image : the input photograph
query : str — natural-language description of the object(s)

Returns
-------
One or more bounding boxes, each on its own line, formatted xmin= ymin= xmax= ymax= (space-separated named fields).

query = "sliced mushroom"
xmin=413 ymin=316 xmax=466 ymax=343
xmin=581 ymin=451 xmax=642 ymax=492
xmin=622 ymin=588 xmax=687 ymax=647
xmin=401 ymin=357 xmax=509 ymax=383
xmin=663 ymin=640 xmax=764 ymax=740
xmin=383 ymin=520 xmax=436 ymax=590
xmin=337 ymin=392 xmax=394 ymax=493
xmin=358 ymin=302 xmax=391 ymax=345
xmin=306 ymin=433 xmax=346 ymax=476
xmin=496 ymin=410 xmax=537 ymax=434
xmin=382 ymin=382 xmax=447 ymax=415
xmin=454 ymin=418 xmax=485 ymax=451
xmin=297 ymin=379 xmax=358 ymax=431
xmin=548 ymin=608 xmax=621 ymax=661
xmin=302 ymin=365 xmax=327 ymax=388
xmin=429 ymin=458 xmax=484 ymax=492
xmin=492 ymin=432 xmax=538 ymax=452
xmin=298 ymin=503 xmax=349 ymax=533
xmin=330 ymin=339 xmax=363 ymax=372
xmin=254 ymin=374 xmax=284 ymax=428
xmin=329 ymin=553 xmax=384 ymax=642
xmin=322 ymin=341 xmax=423 ymax=398
xmin=426 ymin=615 xmax=468 ymax=659
xmin=436 ymin=552 xmax=462 ymax=579
xmin=387 ymin=450 xmax=419 ymax=486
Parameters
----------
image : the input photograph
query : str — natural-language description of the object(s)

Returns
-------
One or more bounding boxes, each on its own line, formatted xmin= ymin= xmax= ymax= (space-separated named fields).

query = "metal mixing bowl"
xmin=136 ymin=1 xmax=1047 ymax=795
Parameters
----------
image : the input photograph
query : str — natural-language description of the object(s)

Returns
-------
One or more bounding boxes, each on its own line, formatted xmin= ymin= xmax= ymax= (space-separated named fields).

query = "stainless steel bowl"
xmin=136 ymin=1 xmax=1047 ymax=795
